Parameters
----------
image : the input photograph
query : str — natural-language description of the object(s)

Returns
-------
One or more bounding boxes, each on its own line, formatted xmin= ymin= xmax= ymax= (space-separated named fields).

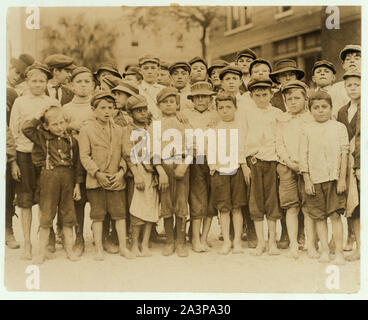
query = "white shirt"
xmin=348 ymin=102 xmax=358 ymax=123
xmin=47 ymin=83 xmax=63 ymax=102
xmin=329 ymin=81 xmax=350 ymax=119
xmin=138 ymin=80 xmax=165 ymax=120
xmin=63 ymin=98 xmax=95 ymax=135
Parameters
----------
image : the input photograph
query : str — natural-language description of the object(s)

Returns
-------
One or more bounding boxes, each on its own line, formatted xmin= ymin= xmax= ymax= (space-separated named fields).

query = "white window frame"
xmin=225 ymin=7 xmax=253 ymax=36
xmin=275 ymin=6 xmax=293 ymax=20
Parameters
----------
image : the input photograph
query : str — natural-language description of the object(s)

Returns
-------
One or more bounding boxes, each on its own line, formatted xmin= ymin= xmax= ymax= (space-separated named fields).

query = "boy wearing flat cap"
xmin=138 ymin=54 xmax=165 ymax=120
xmin=44 ymin=54 xmax=76 ymax=106
xmin=208 ymin=60 xmax=229 ymax=92
xmin=123 ymin=65 xmax=143 ymax=85
xmin=243 ymin=79 xmax=283 ymax=256
xmin=157 ymin=61 xmax=172 ymax=87
xmin=337 ymin=69 xmax=361 ymax=261
xmin=169 ymin=62 xmax=193 ymax=111
xmin=94 ymin=62 xmax=122 ymax=92
xmin=189 ymin=56 xmax=208 ymax=84
xmin=8 ymin=53 xmax=35 ymax=96
xmin=79 ymin=91 xmax=135 ymax=261
xmin=235 ymin=48 xmax=257 ymax=93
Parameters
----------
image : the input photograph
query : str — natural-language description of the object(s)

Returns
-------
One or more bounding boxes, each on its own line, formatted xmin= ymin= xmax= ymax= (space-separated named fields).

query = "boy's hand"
xmin=174 ymin=164 xmax=188 ymax=179
xmin=355 ymin=169 xmax=360 ymax=181
xmin=209 ymin=169 xmax=215 ymax=176
xmin=108 ymin=170 xmax=125 ymax=189
xmin=176 ymin=112 xmax=189 ymax=125
xmin=73 ymin=184 xmax=81 ymax=201
xmin=96 ymin=172 xmax=111 ymax=188
xmin=287 ymin=161 xmax=299 ymax=172
xmin=134 ymin=172 xmax=145 ymax=190
xmin=158 ymin=172 xmax=169 ymax=193
xmin=241 ymin=164 xmax=251 ymax=185
xmin=337 ymin=178 xmax=347 ymax=194
xmin=11 ymin=161 xmax=21 ymax=181
xmin=304 ymin=179 xmax=315 ymax=196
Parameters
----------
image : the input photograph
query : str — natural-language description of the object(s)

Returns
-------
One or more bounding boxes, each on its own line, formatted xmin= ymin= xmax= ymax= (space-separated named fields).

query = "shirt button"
xmin=58 ymin=149 xmax=62 ymax=153
xmin=61 ymin=159 xmax=64 ymax=162
xmin=58 ymin=137 xmax=61 ymax=140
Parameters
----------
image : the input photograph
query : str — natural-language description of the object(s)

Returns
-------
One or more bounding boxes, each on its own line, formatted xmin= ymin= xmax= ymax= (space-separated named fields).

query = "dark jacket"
xmin=337 ymin=101 xmax=358 ymax=142
xmin=45 ymin=85 xmax=74 ymax=106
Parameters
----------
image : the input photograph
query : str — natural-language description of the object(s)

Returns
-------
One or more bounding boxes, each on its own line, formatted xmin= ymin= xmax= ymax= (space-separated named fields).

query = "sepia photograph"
xmin=3 ymin=4 xmax=362 ymax=295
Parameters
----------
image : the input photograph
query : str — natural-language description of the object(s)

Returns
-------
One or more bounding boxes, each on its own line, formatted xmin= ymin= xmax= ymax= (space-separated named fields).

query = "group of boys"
xmin=5 ymin=43 xmax=361 ymax=265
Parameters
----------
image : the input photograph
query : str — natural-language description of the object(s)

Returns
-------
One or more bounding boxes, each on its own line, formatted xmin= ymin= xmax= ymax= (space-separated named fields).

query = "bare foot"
xmin=94 ymin=250 xmax=104 ymax=261
xmin=255 ymin=244 xmax=266 ymax=256
xmin=192 ymin=240 xmax=205 ymax=253
xmin=21 ymin=243 xmax=32 ymax=260
xmin=232 ymin=241 xmax=244 ymax=254
xmin=120 ymin=248 xmax=136 ymax=259
xmin=332 ymin=252 xmax=346 ymax=265
xmin=307 ymin=249 xmax=320 ymax=259
xmin=319 ymin=251 xmax=330 ymax=263
xmin=131 ymin=245 xmax=142 ymax=257
xmin=32 ymin=254 xmax=45 ymax=265
xmin=346 ymin=249 xmax=360 ymax=262
xmin=268 ymin=245 xmax=281 ymax=256
xmin=140 ymin=246 xmax=152 ymax=257
xmin=287 ymin=244 xmax=299 ymax=259
xmin=67 ymin=253 xmax=81 ymax=262
xmin=45 ymin=251 xmax=56 ymax=260
xmin=201 ymin=241 xmax=211 ymax=252
xmin=219 ymin=242 xmax=232 ymax=255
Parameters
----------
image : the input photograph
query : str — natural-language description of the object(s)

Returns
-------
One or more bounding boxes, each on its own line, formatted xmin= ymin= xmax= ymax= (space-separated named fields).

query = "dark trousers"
xmin=6 ymin=163 xmax=16 ymax=229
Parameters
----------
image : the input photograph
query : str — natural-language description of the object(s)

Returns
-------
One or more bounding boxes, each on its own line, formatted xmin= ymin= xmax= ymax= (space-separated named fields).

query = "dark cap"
xmin=91 ymin=91 xmax=115 ymax=107
xmin=340 ymin=44 xmax=361 ymax=61
xmin=101 ymin=74 xmax=122 ymax=89
xmin=111 ymin=80 xmax=140 ymax=96
xmin=312 ymin=60 xmax=336 ymax=74
xmin=156 ymin=87 xmax=178 ymax=104
xmin=25 ymin=62 xmax=52 ymax=79
xmin=138 ymin=54 xmax=160 ymax=66
xmin=160 ymin=61 xmax=171 ymax=71
xmin=10 ymin=53 xmax=35 ymax=78
xmin=247 ymin=78 xmax=273 ymax=91
xmin=126 ymin=94 xmax=148 ymax=111
xmin=187 ymin=81 xmax=215 ymax=100
xmin=71 ymin=66 xmax=93 ymax=81
xmin=281 ymin=80 xmax=309 ymax=94
xmin=94 ymin=62 xmax=121 ymax=79
xmin=236 ymin=48 xmax=257 ymax=61
xmin=123 ymin=66 xmax=142 ymax=78
xmin=219 ymin=65 xmax=243 ymax=80
xmin=208 ymin=60 xmax=229 ymax=76
xmin=249 ymin=58 xmax=272 ymax=75
xmin=169 ymin=61 xmax=191 ymax=74
xmin=44 ymin=54 xmax=76 ymax=71
xmin=188 ymin=56 xmax=207 ymax=68
xmin=343 ymin=68 xmax=361 ymax=80
xmin=269 ymin=59 xmax=304 ymax=84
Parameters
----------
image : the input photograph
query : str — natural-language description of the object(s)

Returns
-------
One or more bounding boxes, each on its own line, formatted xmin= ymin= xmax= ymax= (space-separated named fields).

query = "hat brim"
xmin=94 ymin=68 xmax=122 ymax=79
xmin=312 ymin=65 xmax=336 ymax=75
xmin=269 ymin=68 xmax=304 ymax=84
xmin=340 ymin=49 xmax=361 ymax=61
xmin=111 ymin=87 xmax=137 ymax=97
xmin=139 ymin=59 xmax=160 ymax=66
xmin=187 ymin=91 xmax=216 ymax=100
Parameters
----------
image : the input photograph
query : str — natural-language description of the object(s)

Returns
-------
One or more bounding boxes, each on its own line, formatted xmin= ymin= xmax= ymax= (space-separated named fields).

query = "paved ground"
xmin=4 ymin=204 xmax=360 ymax=294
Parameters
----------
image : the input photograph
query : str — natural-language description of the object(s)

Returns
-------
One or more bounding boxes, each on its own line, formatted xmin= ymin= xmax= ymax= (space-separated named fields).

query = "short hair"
xmin=283 ymin=87 xmax=307 ymax=99
xmin=41 ymin=105 xmax=64 ymax=125
xmin=215 ymin=92 xmax=237 ymax=109
xmin=92 ymin=96 xmax=116 ymax=109
xmin=308 ymin=90 xmax=332 ymax=110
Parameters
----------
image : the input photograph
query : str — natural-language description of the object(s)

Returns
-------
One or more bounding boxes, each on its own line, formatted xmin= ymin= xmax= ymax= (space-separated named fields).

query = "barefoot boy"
xmin=79 ymin=91 xmax=134 ymax=261
xmin=300 ymin=91 xmax=349 ymax=265
xmin=22 ymin=105 xmax=82 ymax=264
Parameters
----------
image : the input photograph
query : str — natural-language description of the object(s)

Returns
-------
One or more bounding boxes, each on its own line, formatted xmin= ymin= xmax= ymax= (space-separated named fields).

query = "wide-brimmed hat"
xmin=25 ymin=62 xmax=52 ymax=79
xmin=340 ymin=44 xmax=361 ymax=62
xmin=187 ymin=81 xmax=215 ymax=100
xmin=111 ymin=80 xmax=139 ymax=97
xmin=169 ymin=61 xmax=191 ymax=74
xmin=126 ymin=94 xmax=148 ymax=111
xmin=94 ymin=62 xmax=121 ymax=79
xmin=269 ymin=59 xmax=304 ymax=84
xmin=10 ymin=53 xmax=35 ymax=78
xmin=249 ymin=58 xmax=272 ymax=75
xmin=219 ymin=66 xmax=243 ymax=80
xmin=208 ymin=60 xmax=229 ymax=76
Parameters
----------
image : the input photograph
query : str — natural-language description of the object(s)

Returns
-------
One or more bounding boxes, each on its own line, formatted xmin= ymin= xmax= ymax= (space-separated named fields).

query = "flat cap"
xmin=94 ymin=62 xmax=121 ymax=79
xmin=249 ymin=58 xmax=272 ymax=75
xmin=281 ymin=80 xmax=309 ymax=93
xmin=312 ymin=60 xmax=336 ymax=74
xmin=208 ymin=59 xmax=229 ymax=76
xmin=10 ymin=53 xmax=35 ymax=77
xmin=138 ymin=54 xmax=160 ymax=66
xmin=236 ymin=48 xmax=257 ymax=61
xmin=91 ymin=91 xmax=115 ymax=107
xmin=25 ymin=62 xmax=52 ymax=79
xmin=111 ymin=80 xmax=140 ymax=97
xmin=343 ymin=68 xmax=361 ymax=80
xmin=44 ymin=54 xmax=76 ymax=71
xmin=188 ymin=56 xmax=208 ymax=68
xmin=123 ymin=66 xmax=142 ymax=78
xmin=156 ymin=87 xmax=178 ymax=104
xmin=126 ymin=94 xmax=148 ymax=111
xmin=247 ymin=78 xmax=273 ymax=91
xmin=160 ymin=61 xmax=171 ymax=71
xmin=219 ymin=65 xmax=243 ymax=80
xmin=169 ymin=61 xmax=191 ymax=74
xmin=71 ymin=66 xmax=93 ymax=80
xmin=340 ymin=44 xmax=361 ymax=61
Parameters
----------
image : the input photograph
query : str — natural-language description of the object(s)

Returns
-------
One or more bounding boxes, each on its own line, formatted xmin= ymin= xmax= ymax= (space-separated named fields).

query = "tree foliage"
xmin=41 ymin=14 xmax=120 ymax=71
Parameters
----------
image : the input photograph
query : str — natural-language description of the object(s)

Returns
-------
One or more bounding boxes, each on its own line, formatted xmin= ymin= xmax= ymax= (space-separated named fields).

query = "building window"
xmin=278 ymin=6 xmax=292 ymax=13
xmin=225 ymin=7 xmax=252 ymax=34
xmin=275 ymin=6 xmax=293 ymax=20
xmin=273 ymin=37 xmax=298 ymax=56
xmin=303 ymin=30 xmax=321 ymax=50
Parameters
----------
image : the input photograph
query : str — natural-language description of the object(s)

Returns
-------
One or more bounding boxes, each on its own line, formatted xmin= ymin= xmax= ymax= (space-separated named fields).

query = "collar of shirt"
xmin=140 ymin=80 xmax=161 ymax=90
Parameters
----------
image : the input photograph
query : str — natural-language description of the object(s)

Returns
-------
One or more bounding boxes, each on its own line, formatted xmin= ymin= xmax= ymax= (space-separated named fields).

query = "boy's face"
xmin=27 ymin=70 xmax=48 ymax=96
xmin=310 ymin=99 xmax=332 ymax=123
xmin=344 ymin=76 xmax=361 ymax=101
xmin=141 ymin=62 xmax=159 ymax=84
xmin=251 ymin=63 xmax=270 ymax=81
xmin=222 ymin=73 xmax=241 ymax=94
xmin=284 ymin=89 xmax=306 ymax=115
xmin=210 ymin=68 xmax=221 ymax=87
xmin=250 ymin=88 xmax=272 ymax=109
xmin=113 ymin=91 xmax=130 ymax=109
xmin=8 ymin=66 xmax=22 ymax=86
xmin=170 ymin=68 xmax=190 ymax=89
xmin=236 ymin=56 xmax=253 ymax=75
xmin=54 ymin=68 xmax=71 ymax=85
xmin=72 ymin=72 xmax=95 ymax=98
xmin=312 ymin=67 xmax=335 ymax=87
xmin=131 ymin=106 xmax=148 ymax=124
xmin=44 ymin=109 xmax=67 ymax=137
xmin=276 ymin=71 xmax=297 ymax=86
xmin=192 ymin=95 xmax=211 ymax=112
xmin=159 ymin=95 xmax=177 ymax=116
xmin=190 ymin=62 xmax=207 ymax=83
xmin=343 ymin=52 xmax=361 ymax=71
xmin=93 ymin=99 xmax=114 ymax=123
xmin=217 ymin=100 xmax=236 ymax=122
xmin=157 ymin=69 xmax=171 ymax=86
